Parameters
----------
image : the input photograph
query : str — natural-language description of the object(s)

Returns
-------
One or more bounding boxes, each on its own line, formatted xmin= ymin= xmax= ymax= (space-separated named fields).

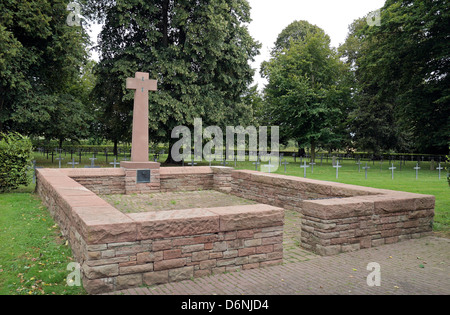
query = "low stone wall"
xmin=301 ymin=194 xmax=435 ymax=255
xmin=35 ymin=168 xmax=283 ymax=294
xmin=231 ymin=170 xmax=380 ymax=210
xmin=60 ymin=169 xmax=126 ymax=195
xmin=159 ymin=166 xmax=214 ymax=192
xmin=82 ymin=222 xmax=283 ymax=293
xmin=124 ymin=166 xmax=161 ymax=195
xmin=60 ymin=166 xmax=228 ymax=195
xmin=212 ymin=166 xmax=233 ymax=193
xmin=229 ymin=170 xmax=435 ymax=256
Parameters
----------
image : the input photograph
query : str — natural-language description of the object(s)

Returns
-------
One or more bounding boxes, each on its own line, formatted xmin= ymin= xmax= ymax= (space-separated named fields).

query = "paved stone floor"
xmin=105 ymin=210 xmax=450 ymax=295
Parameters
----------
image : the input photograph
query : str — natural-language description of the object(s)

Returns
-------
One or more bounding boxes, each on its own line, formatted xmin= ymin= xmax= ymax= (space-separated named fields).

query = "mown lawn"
xmin=0 ymin=185 xmax=86 ymax=295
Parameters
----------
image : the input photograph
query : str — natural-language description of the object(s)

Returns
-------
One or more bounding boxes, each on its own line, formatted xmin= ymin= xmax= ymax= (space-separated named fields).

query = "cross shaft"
xmin=126 ymin=72 xmax=158 ymax=162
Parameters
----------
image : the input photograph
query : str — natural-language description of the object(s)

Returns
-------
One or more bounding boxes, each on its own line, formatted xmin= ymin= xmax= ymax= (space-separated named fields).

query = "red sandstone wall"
xmin=35 ymin=167 xmax=284 ymax=294
xmin=229 ymin=169 xmax=435 ymax=256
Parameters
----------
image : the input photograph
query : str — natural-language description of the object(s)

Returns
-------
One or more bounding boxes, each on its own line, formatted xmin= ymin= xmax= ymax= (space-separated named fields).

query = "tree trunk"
xmin=310 ymin=139 xmax=316 ymax=163
xmin=162 ymin=0 xmax=169 ymax=47
xmin=0 ymin=94 xmax=4 ymax=132
xmin=298 ymin=147 xmax=305 ymax=157
xmin=113 ymin=139 xmax=118 ymax=157
xmin=164 ymin=136 xmax=182 ymax=165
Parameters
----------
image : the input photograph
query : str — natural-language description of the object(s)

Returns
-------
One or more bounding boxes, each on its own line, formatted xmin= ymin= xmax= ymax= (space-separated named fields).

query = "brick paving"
xmin=104 ymin=210 xmax=450 ymax=295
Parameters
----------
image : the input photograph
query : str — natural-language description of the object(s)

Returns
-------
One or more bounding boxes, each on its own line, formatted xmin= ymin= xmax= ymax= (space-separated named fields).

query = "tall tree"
xmin=0 ymin=0 xmax=91 ymax=144
xmin=87 ymin=0 xmax=261 ymax=162
xmin=261 ymin=23 xmax=351 ymax=161
xmin=271 ymin=20 xmax=326 ymax=55
xmin=356 ymin=0 xmax=450 ymax=154
xmin=339 ymin=17 xmax=407 ymax=154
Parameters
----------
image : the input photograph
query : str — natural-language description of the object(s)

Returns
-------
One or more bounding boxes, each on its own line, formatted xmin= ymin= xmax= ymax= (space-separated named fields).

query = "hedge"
xmin=0 ymin=132 xmax=34 ymax=193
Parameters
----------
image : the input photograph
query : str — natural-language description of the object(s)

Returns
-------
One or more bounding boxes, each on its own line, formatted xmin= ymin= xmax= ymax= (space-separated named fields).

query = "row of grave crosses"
xmin=45 ymin=146 xmax=446 ymax=179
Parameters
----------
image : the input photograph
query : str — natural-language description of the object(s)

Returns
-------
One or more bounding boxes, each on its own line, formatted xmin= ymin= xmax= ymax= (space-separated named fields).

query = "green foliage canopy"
xmin=88 ymin=0 xmax=261 ymax=158
xmin=261 ymin=21 xmax=351 ymax=160
xmin=0 ymin=0 xmax=92 ymax=144
xmin=354 ymin=0 xmax=449 ymax=154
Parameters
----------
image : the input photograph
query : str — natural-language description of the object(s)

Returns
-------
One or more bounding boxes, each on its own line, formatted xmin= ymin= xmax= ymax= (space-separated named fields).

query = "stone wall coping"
xmin=207 ymin=204 xmax=284 ymax=231
xmin=58 ymin=166 xmax=229 ymax=177
xmin=60 ymin=168 xmax=126 ymax=177
xmin=232 ymin=169 xmax=435 ymax=220
xmin=120 ymin=161 xmax=160 ymax=170
xmin=160 ymin=166 xmax=213 ymax=175
xmin=233 ymin=170 xmax=380 ymax=195
xmin=210 ymin=166 xmax=234 ymax=173
xmin=127 ymin=208 xmax=220 ymax=240
xmin=303 ymin=188 xmax=434 ymax=220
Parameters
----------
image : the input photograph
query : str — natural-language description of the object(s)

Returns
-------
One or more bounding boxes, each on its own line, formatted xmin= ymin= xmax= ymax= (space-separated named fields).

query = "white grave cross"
xmin=264 ymin=160 xmax=276 ymax=173
xmin=300 ymin=161 xmax=310 ymax=178
xmin=389 ymin=163 xmax=396 ymax=180
xmin=436 ymin=163 xmax=444 ymax=180
xmin=356 ymin=159 xmax=362 ymax=173
xmin=333 ymin=161 xmax=342 ymax=179
xmin=362 ymin=162 xmax=370 ymax=179
xmin=252 ymin=157 xmax=261 ymax=171
xmin=282 ymin=159 xmax=289 ymax=173
xmin=309 ymin=161 xmax=316 ymax=174
xmin=414 ymin=163 xmax=421 ymax=180
xmin=67 ymin=158 xmax=79 ymax=168
xmin=109 ymin=158 xmax=120 ymax=168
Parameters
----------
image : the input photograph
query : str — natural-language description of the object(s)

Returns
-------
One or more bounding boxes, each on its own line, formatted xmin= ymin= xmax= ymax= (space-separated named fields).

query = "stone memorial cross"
xmin=126 ymin=72 xmax=158 ymax=163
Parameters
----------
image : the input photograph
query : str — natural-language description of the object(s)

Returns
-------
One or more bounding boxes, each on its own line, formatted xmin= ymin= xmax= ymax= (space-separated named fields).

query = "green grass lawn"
xmin=0 ymin=185 xmax=86 ymax=295
xmin=0 ymin=153 xmax=447 ymax=295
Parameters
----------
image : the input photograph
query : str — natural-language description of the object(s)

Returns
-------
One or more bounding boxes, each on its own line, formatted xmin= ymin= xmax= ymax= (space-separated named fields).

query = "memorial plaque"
xmin=136 ymin=169 xmax=151 ymax=183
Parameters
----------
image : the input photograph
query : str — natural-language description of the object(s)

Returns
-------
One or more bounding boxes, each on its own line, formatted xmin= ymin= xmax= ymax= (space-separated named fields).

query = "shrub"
xmin=0 ymin=132 xmax=34 ymax=193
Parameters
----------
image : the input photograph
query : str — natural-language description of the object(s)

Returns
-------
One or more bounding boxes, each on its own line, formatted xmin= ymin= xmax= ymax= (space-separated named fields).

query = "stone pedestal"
xmin=120 ymin=161 xmax=161 ymax=194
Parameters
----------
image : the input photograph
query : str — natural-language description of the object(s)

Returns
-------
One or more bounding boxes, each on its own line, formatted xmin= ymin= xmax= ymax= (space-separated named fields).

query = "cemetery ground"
xmin=0 ymin=153 xmax=448 ymax=295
